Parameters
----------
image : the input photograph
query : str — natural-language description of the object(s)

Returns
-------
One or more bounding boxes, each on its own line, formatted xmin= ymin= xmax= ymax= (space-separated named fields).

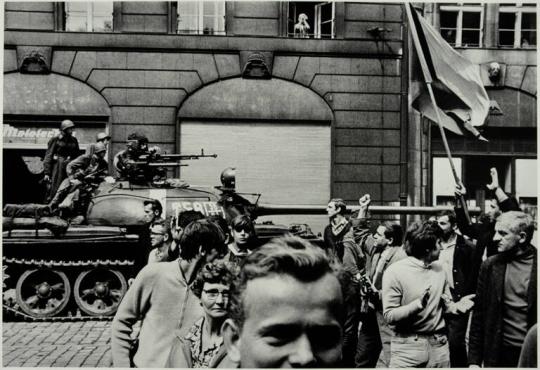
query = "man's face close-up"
xmin=373 ymin=225 xmax=390 ymax=248
xmin=494 ymin=220 xmax=522 ymax=253
xmin=143 ymin=204 xmax=156 ymax=224
xmin=235 ymin=273 xmax=343 ymax=368
xmin=149 ymin=224 xmax=167 ymax=248
xmin=326 ymin=202 xmax=339 ymax=218
xmin=436 ymin=215 xmax=453 ymax=237
xmin=486 ymin=199 xmax=501 ymax=223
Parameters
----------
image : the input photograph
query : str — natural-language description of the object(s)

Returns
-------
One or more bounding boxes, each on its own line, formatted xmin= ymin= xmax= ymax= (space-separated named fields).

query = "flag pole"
xmin=405 ymin=4 xmax=472 ymax=223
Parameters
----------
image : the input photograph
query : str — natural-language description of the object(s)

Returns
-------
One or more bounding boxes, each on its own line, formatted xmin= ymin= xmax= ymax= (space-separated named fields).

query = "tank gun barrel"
xmin=130 ymin=162 xmax=188 ymax=167
xmin=138 ymin=149 xmax=218 ymax=161
xmin=255 ymin=204 xmax=482 ymax=216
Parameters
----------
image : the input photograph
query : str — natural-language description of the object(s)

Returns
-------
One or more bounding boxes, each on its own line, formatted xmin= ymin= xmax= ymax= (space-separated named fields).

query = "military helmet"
xmin=220 ymin=167 xmax=236 ymax=190
xmin=60 ymin=120 xmax=75 ymax=131
xmin=93 ymin=142 xmax=107 ymax=154
xmin=96 ymin=132 xmax=111 ymax=142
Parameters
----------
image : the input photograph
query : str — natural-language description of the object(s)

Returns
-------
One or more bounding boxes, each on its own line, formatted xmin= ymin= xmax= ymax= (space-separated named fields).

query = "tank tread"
xmin=3 ymin=257 xmax=134 ymax=321
xmin=3 ymin=257 xmax=134 ymax=267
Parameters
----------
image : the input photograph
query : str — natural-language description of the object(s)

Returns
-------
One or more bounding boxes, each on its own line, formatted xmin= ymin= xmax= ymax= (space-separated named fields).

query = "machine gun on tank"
xmin=132 ymin=149 xmax=218 ymax=167
xmin=123 ymin=149 xmax=218 ymax=184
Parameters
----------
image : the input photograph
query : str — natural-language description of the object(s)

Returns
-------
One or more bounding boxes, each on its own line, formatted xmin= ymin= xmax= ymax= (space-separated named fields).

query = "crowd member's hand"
xmin=359 ymin=194 xmax=371 ymax=208
xmin=455 ymin=181 xmax=466 ymax=196
xmin=43 ymin=174 xmax=51 ymax=182
xmin=486 ymin=167 xmax=500 ymax=190
xmin=455 ymin=294 xmax=475 ymax=313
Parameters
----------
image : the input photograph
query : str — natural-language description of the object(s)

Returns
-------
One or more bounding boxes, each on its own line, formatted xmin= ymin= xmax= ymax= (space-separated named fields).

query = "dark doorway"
xmin=3 ymin=149 xmax=48 ymax=205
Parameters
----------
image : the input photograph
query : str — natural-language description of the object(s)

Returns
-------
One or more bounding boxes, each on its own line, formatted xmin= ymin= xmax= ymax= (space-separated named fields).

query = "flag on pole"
xmin=408 ymin=4 xmax=490 ymax=141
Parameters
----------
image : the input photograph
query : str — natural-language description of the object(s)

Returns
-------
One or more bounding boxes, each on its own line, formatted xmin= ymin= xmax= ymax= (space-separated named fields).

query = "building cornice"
xmin=4 ymin=31 xmax=403 ymax=58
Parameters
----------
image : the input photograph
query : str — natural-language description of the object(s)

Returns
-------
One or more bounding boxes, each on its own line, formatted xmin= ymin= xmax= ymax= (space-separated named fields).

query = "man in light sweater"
xmin=382 ymin=220 xmax=475 ymax=368
xmin=111 ymin=219 xmax=227 ymax=367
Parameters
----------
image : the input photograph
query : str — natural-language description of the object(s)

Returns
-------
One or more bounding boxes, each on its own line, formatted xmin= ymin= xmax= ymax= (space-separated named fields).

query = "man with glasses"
xmin=147 ymin=218 xmax=173 ymax=264
xmin=111 ymin=219 xmax=227 ymax=368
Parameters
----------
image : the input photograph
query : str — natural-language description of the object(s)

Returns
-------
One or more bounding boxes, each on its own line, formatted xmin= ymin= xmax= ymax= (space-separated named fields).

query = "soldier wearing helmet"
xmin=48 ymin=142 xmax=109 ymax=211
xmin=42 ymin=119 xmax=80 ymax=202
xmin=86 ymin=132 xmax=112 ymax=155
xmin=113 ymin=132 xmax=159 ymax=182
xmin=216 ymin=167 xmax=254 ymax=221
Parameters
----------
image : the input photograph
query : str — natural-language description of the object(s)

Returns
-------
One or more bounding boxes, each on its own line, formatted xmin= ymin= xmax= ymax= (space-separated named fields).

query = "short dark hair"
xmin=230 ymin=215 xmax=255 ymax=235
xmin=175 ymin=210 xmax=205 ymax=229
xmin=329 ymin=198 xmax=347 ymax=215
xmin=179 ymin=219 xmax=227 ymax=261
xmin=208 ymin=215 xmax=230 ymax=239
xmin=404 ymin=220 xmax=443 ymax=259
xmin=228 ymin=236 xmax=342 ymax=329
xmin=191 ymin=261 xmax=236 ymax=299
xmin=381 ymin=221 xmax=404 ymax=247
xmin=143 ymin=199 xmax=163 ymax=216
xmin=437 ymin=210 xmax=456 ymax=225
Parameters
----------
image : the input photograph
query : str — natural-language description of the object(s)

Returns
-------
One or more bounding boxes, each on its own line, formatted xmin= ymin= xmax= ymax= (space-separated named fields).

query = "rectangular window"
xmin=288 ymin=2 xmax=335 ymax=39
xmin=515 ymin=159 xmax=537 ymax=223
xmin=440 ymin=3 xmax=483 ymax=47
xmin=499 ymin=3 xmax=537 ymax=48
xmin=65 ymin=2 xmax=113 ymax=32
xmin=432 ymin=157 xmax=463 ymax=206
xmin=177 ymin=1 xmax=225 ymax=35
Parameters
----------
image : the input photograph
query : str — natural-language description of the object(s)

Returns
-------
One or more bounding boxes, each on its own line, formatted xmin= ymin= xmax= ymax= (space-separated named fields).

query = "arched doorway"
xmin=3 ymin=73 xmax=111 ymax=204
xmin=178 ymin=78 xmax=333 ymax=233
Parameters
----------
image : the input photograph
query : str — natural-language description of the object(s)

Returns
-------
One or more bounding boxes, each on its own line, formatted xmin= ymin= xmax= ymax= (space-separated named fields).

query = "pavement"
xmin=2 ymin=321 xmax=113 ymax=367
xmin=2 ymin=317 xmax=391 ymax=368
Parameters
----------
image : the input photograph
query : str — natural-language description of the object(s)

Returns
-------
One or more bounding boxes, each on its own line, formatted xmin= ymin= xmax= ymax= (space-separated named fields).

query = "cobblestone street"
xmin=3 ymin=321 xmax=112 ymax=367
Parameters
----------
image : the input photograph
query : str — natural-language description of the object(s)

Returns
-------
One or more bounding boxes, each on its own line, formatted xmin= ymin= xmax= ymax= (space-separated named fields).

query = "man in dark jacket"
xmin=468 ymin=211 xmax=537 ymax=367
xmin=455 ymin=167 xmax=520 ymax=288
xmin=48 ymin=142 xmax=108 ymax=210
xmin=43 ymin=119 xmax=80 ymax=202
xmin=436 ymin=210 xmax=475 ymax=367
xmin=322 ymin=198 xmax=364 ymax=367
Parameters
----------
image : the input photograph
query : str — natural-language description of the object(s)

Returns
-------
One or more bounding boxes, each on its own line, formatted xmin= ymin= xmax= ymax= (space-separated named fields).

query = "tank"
xmin=2 ymin=153 xmax=320 ymax=320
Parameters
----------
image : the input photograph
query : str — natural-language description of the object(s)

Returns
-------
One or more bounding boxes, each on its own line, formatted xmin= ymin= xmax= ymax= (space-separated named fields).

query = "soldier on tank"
xmin=86 ymin=132 xmax=111 ymax=155
xmin=216 ymin=167 xmax=255 ymax=222
xmin=48 ymin=142 xmax=109 ymax=211
xmin=113 ymin=132 xmax=164 ymax=183
xmin=43 ymin=119 xmax=80 ymax=202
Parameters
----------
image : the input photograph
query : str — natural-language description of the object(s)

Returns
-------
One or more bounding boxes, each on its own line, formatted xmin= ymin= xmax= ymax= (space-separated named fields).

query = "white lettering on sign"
xmin=171 ymin=201 xmax=226 ymax=218
xmin=3 ymin=124 xmax=60 ymax=140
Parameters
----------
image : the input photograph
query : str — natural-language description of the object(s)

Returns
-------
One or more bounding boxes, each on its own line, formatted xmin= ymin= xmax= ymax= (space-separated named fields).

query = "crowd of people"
xmin=111 ymin=175 xmax=535 ymax=367
xmin=42 ymin=121 xmax=536 ymax=368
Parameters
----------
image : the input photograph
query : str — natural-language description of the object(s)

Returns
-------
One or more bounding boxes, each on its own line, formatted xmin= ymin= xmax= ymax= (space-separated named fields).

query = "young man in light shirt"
xmin=382 ymin=220 xmax=475 ymax=368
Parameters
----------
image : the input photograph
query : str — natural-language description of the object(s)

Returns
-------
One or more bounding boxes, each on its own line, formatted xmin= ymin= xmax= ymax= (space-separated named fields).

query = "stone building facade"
xmin=4 ymin=1 xmax=411 ymax=231
xmin=4 ymin=2 xmax=535 ymax=229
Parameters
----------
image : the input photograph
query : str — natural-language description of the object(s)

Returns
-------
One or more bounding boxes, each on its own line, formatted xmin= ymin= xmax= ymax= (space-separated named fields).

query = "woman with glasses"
xmin=166 ymin=261 xmax=235 ymax=368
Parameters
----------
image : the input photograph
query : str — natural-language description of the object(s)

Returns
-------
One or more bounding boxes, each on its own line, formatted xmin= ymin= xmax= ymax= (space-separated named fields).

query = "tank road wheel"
xmin=73 ymin=268 xmax=127 ymax=316
xmin=15 ymin=269 xmax=71 ymax=318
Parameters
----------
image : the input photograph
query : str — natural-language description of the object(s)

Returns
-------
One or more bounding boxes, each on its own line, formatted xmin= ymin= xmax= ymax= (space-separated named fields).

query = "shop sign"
xmin=3 ymin=123 xmax=105 ymax=148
